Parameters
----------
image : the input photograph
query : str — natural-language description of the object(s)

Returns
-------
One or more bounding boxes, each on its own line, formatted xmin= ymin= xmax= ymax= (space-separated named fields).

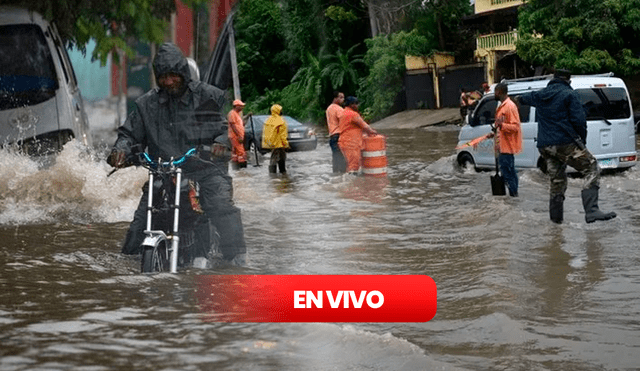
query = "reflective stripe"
xmin=362 ymin=167 xmax=387 ymax=174
xmin=362 ymin=150 xmax=386 ymax=158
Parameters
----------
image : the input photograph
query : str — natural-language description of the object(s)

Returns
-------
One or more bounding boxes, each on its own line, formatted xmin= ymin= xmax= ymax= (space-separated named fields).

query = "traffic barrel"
xmin=361 ymin=134 xmax=387 ymax=177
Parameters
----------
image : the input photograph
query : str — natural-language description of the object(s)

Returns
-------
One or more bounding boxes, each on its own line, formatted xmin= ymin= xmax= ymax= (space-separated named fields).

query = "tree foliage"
xmin=233 ymin=0 xmax=471 ymax=123
xmin=234 ymin=0 xmax=370 ymax=122
xmin=357 ymin=30 xmax=429 ymax=122
xmin=517 ymin=0 xmax=640 ymax=76
xmin=3 ymin=0 xmax=188 ymax=65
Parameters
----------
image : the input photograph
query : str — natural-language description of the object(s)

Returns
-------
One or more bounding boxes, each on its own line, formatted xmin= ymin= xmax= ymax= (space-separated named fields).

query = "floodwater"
xmin=1 ymin=125 xmax=640 ymax=371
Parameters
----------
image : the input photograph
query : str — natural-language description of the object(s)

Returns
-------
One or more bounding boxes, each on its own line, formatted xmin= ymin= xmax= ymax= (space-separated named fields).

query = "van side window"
xmin=470 ymin=97 xmax=497 ymax=127
xmin=511 ymin=94 xmax=530 ymax=122
xmin=576 ymin=88 xmax=631 ymax=120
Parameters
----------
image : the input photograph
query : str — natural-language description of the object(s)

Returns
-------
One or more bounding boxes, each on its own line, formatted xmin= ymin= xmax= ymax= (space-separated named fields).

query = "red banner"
xmin=195 ymin=275 xmax=437 ymax=322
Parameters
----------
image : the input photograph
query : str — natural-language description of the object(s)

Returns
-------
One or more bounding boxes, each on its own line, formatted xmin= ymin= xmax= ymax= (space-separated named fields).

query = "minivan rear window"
xmin=0 ymin=24 xmax=58 ymax=110
xmin=576 ymin=87 xmax=630 ymax=120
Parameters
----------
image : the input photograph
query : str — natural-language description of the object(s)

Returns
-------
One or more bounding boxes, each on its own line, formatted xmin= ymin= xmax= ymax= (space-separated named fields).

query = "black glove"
xmin=107 ymin=149 xmax=127 ymax=168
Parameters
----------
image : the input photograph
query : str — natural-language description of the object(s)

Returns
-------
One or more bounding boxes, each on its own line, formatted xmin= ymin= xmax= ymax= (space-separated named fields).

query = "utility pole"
xmin=228 ymin=17 xmax=241 ymax=100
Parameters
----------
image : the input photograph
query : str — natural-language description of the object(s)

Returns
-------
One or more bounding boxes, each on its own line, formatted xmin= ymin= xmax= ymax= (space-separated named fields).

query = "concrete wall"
xmin=67 ymin=39 xmax=111 ymax=102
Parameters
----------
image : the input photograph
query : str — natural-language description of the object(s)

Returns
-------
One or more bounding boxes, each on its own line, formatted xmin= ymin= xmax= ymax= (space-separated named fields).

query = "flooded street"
xmin=1 ymin=124 xmax=640 ymax=370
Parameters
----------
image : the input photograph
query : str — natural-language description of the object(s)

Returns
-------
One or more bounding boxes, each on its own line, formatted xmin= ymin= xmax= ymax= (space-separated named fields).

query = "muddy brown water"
xmin=1 ymin=127 xmax=640 ymax=370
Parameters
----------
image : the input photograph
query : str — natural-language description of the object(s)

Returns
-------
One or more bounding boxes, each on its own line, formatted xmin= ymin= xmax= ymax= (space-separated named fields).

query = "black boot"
xmin=268 ymin=165 xmax=277 ymax=174
xmin=210 ymin=209 xmax=247 ymax=263
xmin=549 ymin=194 xmax=564 ymax=224
xmin=238 ymin=161 xmax=247 ymax=169
xmin=581 ymin=186 xmax=616 ymax=223
xmin=278 ymin=159 xmax=286 ymax=174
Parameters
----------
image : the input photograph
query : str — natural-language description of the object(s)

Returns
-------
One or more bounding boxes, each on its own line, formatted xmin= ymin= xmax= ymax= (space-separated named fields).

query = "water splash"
xmin=0 ymin=140 xmax=146 ymax=225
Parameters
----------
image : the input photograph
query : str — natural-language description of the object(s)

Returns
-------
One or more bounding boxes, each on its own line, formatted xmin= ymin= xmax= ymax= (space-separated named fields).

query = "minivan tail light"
xmin=593 ymin=84 xmax=608 ymax=87
xmin=619 ymin=155 xmax=636 ymax=162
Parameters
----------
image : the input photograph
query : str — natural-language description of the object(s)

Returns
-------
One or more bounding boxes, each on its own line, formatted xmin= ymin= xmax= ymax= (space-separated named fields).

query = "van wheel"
xmin=457 ymin=152 xmax=476 ymax=171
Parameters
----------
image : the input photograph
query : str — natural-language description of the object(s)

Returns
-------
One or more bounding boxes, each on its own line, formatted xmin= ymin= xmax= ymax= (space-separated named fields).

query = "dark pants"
xmin=498 ymin=153 xmax=518 ymax=196
xmin=270 ymin=148 xmax=287 ymax=173
xmin=329 ymin=134 xmax=346 ymax=173
xmin=122 ymin=171 xmax=246 ymax=261
xmin=538 ymin=143 xmax=599 ymax=197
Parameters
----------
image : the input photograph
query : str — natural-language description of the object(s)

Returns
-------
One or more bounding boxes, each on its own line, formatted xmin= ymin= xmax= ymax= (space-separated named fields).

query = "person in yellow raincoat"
xmin=262 ymin=104 xmax=289 ymax=174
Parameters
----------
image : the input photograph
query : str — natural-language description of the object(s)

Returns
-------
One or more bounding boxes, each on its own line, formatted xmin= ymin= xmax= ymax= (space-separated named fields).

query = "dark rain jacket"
xmin=113 ymin=43 xmax=228 ymax=174
xmin=518 ymin=78 xmax=587 ymax=148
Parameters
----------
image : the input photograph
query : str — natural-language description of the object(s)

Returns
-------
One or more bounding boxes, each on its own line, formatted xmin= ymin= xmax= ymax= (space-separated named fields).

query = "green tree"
xmin=358 ymin=30 xmax=429 ymax=121
xmin=290 ymin=51 xmax=325 ymax=120
xmin=321 ymin=44 xmax=365 ymax=95
xmin=4 ymin=0 xmax=189 ymax=64
xmin=517 ymin=0 xmax=640 ymax=75
xmin=234 ymin=0 xmax=290 ymax=100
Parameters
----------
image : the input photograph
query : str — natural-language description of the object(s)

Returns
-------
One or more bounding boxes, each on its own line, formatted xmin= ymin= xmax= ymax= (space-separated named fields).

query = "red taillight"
xmin=619 ymin=155 xmax=636 ymax=162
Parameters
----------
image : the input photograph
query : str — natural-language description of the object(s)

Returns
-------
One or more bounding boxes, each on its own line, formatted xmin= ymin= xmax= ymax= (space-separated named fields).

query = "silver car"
xmin=0 ymin=6 xmax=92 ymax=155
xmin=456 ymin=73 xmax=637 ymax=172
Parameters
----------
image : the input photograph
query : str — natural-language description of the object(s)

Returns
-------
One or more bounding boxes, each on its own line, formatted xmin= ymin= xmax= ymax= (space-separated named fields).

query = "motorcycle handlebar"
xmin=107 ymin=147 xmax=198 ymax=177
xmin=137 ymin=148 xmax=197 ymax=169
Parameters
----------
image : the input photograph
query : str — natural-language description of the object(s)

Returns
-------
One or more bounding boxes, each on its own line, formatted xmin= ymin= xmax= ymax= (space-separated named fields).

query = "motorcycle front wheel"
xmin=141 ymin=240 xmax=169 ymax=273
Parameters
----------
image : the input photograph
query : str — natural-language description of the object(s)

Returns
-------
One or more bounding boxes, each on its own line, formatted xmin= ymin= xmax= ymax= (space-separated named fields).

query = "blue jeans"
xmin=498 ymin=153 xmax=518 ymax=196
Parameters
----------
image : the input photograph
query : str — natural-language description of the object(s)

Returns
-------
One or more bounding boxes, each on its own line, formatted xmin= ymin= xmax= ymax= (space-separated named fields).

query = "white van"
xmin=456 ymin=73 xmax=637 ymax=172
xmin=0 ymin=6 xmax=92 ymax=155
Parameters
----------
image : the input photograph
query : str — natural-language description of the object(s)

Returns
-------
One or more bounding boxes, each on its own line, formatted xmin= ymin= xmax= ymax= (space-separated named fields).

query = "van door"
xmin=576 ymin=86 xmax=635 ymax=169
xmin=509 ymin=94 xmax=536 ymax=168
xmin=467 ymin=96 xmax=498 ymax=167
xmin=49 ymin=24 xmax=91 ymax=147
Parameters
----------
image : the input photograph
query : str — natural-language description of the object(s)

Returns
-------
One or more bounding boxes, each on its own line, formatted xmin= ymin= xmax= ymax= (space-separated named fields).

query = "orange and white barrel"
xmin=361 ymin=134 xmax=387 ymax=177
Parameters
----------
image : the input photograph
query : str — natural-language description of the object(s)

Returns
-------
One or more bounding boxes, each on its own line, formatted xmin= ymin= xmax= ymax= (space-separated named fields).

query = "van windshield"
xmin=0 ymin=24 xmax=59 ymax=110
xmin=576 ymin=87 xmax=630 ymax=120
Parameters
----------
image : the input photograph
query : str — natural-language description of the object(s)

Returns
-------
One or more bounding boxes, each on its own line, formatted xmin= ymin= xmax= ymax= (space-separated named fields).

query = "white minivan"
xmin=456 ymin=73 xmax=637 ymax=172
xmin=0 ymin=6 xmax=92 ymax=155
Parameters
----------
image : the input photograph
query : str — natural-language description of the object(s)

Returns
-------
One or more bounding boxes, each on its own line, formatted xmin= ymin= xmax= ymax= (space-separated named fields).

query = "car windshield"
xmin=576 ymin=87 xmax=631 ymax=120
xmin=0 ymin=24 xmax=58 ymax=110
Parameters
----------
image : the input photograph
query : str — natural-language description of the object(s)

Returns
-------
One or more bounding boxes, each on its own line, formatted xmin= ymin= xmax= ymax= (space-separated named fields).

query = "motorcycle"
xmin=134 ymin=148 xmax=221 ymax=273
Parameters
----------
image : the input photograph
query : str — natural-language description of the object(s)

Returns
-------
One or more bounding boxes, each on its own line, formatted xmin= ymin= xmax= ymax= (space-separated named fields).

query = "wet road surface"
xmin=1 ymin=126 xmax=640 ymax=370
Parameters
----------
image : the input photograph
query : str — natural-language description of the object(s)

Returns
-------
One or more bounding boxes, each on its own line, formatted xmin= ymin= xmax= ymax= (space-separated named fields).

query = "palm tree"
xmin=321 ymin=44 xmax=365 ymax=93
xmin=291 ymin=51 xmax=325 ymax=107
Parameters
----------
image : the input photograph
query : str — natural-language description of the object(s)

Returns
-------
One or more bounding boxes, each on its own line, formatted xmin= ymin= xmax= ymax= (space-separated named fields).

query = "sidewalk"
xmin=371 ymin=108 xmax=461 ymax=129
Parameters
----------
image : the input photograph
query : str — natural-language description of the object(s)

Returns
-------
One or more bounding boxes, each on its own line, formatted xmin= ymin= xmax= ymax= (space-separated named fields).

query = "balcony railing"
xmin=490 ymin=0 xmax=521 ymax=5
xmin=476 ymin=30 xmax=518 ymax=50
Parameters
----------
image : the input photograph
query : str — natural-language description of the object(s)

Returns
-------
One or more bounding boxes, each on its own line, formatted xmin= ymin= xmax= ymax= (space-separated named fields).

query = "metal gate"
xmin=439 ymin=64 xmax=485 ymax=108
xmin=405 ymin=72 xmax=435 ymax=109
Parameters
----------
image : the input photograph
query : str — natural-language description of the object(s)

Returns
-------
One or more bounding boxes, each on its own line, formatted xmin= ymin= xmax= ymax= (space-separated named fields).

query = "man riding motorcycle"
xmin=107 ymin=42 xmax=246 ymax=265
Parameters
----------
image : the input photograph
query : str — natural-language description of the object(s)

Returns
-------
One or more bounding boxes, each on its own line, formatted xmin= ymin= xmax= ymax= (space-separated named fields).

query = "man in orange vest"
xmin=338 ymin=96 xmax=377 ymax=174
xmin=227 ymin=99 xmax=247 ymax=169
xmin=326 ymin=91 xmax=346 ymax=173
xmin=491 ymin=82 xmax=522 ymax=197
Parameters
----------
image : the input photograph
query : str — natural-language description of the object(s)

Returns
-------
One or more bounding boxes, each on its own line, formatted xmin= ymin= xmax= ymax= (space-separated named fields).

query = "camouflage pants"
xmin=538 ymin=143 xmax=599 ymax=197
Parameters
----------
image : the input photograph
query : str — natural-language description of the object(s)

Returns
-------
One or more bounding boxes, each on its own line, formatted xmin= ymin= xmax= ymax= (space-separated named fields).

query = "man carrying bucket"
xmin=338 ymin=96 xmax=378 ymax=175
xmin=487 ymin=82 xmax=521 ymax=197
